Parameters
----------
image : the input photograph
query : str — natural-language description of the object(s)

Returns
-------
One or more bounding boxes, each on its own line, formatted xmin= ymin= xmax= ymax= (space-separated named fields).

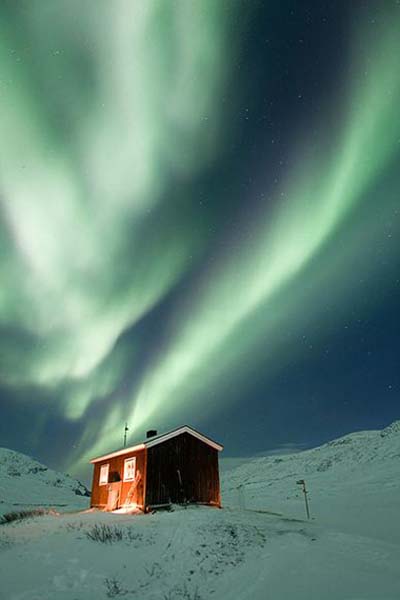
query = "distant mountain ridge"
xmin=229 ymin=419 xmax=400 ymax=474
xmin=0 ymin=447 xmax=90 ymax=516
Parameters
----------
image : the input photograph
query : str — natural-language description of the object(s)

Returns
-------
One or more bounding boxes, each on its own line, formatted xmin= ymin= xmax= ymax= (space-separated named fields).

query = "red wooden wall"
xmin=90 ymin=447 xmax=146 ymax=509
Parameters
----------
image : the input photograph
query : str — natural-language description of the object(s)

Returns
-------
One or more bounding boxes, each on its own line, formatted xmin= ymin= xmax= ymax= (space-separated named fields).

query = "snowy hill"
xmin=0 ymin=422 xmax=399 ymax=600
xmin=222 ymin=420 xmax=400 ymax=543
xmin=224 ymin=420 xmax=400 ymax=486
xmin=0 ymin=447 xmax=90 ymax=516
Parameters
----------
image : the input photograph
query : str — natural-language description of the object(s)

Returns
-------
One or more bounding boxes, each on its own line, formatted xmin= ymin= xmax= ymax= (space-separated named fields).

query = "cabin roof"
xmin=90 ymin=425 xmax=224 ymax=463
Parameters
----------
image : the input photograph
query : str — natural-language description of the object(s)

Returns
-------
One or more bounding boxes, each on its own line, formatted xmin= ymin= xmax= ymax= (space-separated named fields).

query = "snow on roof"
xmin=90 ymin=425 xmax=224 ymax=463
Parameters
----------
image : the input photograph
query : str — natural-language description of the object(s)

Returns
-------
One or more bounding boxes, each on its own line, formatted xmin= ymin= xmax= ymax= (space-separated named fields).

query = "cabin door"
xmin=106 ymin=482 xmax=121 ymax=511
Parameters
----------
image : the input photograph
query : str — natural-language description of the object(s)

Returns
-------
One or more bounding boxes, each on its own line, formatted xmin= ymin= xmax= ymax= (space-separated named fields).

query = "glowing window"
xmin=99 ymin=463 xmax=109 ymax=485
xmin=124 ymin=457 xmax=136 ymax=481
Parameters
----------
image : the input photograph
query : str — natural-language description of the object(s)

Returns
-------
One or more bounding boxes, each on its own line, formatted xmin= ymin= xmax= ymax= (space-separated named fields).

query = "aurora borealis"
xmin=0 ymin=1 xmax=399 ymax=477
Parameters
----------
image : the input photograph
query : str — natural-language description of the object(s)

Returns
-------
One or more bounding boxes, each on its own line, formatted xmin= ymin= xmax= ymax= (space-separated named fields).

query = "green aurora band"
xmin=0 ymin=0 xmax=236 ymax=410
xmin=0 ymin=3 xmax=399 ymax=474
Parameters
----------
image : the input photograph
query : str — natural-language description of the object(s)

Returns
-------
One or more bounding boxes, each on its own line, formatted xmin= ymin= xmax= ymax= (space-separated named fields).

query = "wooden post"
xmin=296 ymin=479 xmax=310 ymax=519
xmin=142 ymin=447 xmax=148 ymax=512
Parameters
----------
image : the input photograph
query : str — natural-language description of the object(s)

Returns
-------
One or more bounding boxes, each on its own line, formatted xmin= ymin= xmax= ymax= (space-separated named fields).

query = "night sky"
xmin=0 ymin=1 xmax=399 ymax=480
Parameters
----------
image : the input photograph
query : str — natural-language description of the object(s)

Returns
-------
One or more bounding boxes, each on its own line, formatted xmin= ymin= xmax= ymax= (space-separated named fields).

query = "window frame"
xmin=123 ymin=456 xmax=136 ymax=482
xmin=99 ymin=463 xmax=109 ymax=486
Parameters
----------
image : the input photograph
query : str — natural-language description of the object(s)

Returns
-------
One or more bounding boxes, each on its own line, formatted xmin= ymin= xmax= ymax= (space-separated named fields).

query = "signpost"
xmin=296 ymin=479 xmax=311 ymax=519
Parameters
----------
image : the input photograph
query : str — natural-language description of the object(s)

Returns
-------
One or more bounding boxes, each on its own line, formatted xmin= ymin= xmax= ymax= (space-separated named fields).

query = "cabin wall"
xmin=90 ymin=448 xmax=146 ymax=509
xmin=145 ymin=433 xmax=221 ymax=508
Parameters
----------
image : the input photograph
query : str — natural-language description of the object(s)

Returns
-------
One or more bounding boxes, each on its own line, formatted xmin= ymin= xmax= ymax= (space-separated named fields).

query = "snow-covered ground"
xmin=0 ymin=422 xmax=399 ymax=600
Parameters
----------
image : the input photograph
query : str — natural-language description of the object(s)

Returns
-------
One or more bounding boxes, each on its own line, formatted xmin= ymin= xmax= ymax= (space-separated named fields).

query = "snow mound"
xmin=0 ymin=447 xmax=90 ymax=516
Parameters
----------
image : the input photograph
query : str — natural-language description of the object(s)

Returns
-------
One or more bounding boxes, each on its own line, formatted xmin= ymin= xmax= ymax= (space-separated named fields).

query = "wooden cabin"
xmin=90 ymin=425 xmax=223 ymax=512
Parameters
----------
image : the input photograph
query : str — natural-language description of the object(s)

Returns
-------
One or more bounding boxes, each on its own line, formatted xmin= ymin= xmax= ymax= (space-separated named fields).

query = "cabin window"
xmin=124 ymin=457 xmax=136 ymax=481
xmin=99 ymin=463 xmax=109 ymax=485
